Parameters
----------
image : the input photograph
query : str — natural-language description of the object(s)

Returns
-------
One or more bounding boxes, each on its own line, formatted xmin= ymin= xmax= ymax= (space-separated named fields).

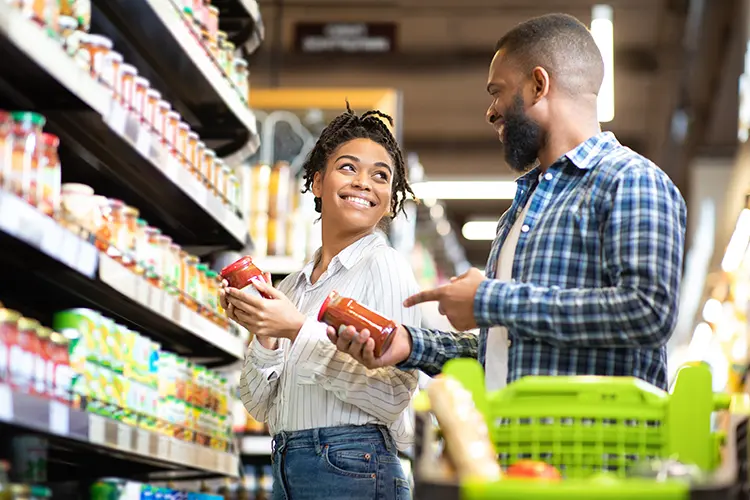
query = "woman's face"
xmin=312 ymin=138 xmax=394 ymax=233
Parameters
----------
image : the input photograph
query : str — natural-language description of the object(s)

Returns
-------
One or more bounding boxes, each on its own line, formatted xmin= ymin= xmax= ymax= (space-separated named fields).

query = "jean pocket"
xmin=322 ymin=444 xmax=377 ymax=479
xmin=395 ymin=477 xmax=411 ymax=500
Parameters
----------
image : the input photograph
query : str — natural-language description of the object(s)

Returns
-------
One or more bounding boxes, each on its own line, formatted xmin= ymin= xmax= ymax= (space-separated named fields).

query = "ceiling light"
xmin=411 ymin=181 xmax=517 ymax=201
xmin=591 ymin=5 xmax=614 ymax=123
xmin=462 ymin=220 xmax=498 ymax=241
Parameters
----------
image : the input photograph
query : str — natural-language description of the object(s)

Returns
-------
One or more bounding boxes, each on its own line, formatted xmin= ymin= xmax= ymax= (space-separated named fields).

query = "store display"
xmin=318 ymin=291 xmax=398 ymax=357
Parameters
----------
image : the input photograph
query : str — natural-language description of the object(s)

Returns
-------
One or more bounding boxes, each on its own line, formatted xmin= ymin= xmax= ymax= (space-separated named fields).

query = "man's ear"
xmin=530 ymin=66 xmax=550 ymax=104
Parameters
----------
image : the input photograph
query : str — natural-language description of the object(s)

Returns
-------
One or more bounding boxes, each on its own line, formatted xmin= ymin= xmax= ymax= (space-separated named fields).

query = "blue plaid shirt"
xmin=400 ymin=132 xmax=686 ymax=390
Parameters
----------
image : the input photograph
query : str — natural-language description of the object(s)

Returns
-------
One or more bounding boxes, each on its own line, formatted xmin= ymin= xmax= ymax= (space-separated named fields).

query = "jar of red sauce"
xmin=0 ymin=309 xmax=21 ymax=385
xmin=9 ymin=111 xmax=45 ymax=205
xmin=318 ymin=291 xmax=398 ymax=357
xmin=35 ymin=326 xmax=53 ymax=398
xmin=11 ymin=317 xmax=41 ymax=394
xmin=220 ymin=256 xmax=271 ymax=299
xmin=49 ymin=332 xmax=72 ymax=405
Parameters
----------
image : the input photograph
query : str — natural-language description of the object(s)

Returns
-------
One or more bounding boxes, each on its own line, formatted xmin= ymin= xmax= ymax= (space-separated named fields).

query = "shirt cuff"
xmin=474 ymin=279 xmax=511 ymax=328
xmin=248 ymin=336 xmax=284 ymax=367
xmin=396 ymin=326 xmax=425 ymax=370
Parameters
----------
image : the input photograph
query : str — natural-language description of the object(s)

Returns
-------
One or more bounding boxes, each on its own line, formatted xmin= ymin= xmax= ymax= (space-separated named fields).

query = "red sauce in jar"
xmin=220 ymin=256 xmax=272 ymax=299
xmin=10 ymin=317 xmax=41 ymax=394
xmin=49 ymin=332 xmax=73 ymax=405
xmin=318 ymin=291 xmax=398 ymax=357
xmin=0 ymin=309 xmax=21 ymax=385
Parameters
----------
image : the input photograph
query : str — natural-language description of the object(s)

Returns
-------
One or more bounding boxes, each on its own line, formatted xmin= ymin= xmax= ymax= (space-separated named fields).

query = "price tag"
xmin=40 ymin=221 xmax=63 ymax=261
xmin=134 ymin=277 xmax=151 ymax=306
xmin=136 ymin=127 xmax=151 ymax=157
xmin=58 ymin=230 xmax=81 ymax=270
xmin=15 ymin=203 xmax=45 ymax=248
xmin=76 ymin=240 xmax=99 ymax=278
xmin=49 ymin=400 xmax=70 ymax=435
xmin=136 ymin=428 xmax=150 ymax=455
xmin=163 ymin=155 xmax=179 ymax=182
xmin=89 ymin=414 xmax=105 ymax=444
xmin=116 ymin=422 xmax=132 ymax=450
xmin=162 ymin=293 xmax=176 ymax=320
xmin=124 ymin=115 xmax=140 ymax=145
xmin=157 ymin=435 xmax=169 ymax=458
xmin=0 ymin=384 xmax=13 ymax=421
xmin=148 ymin=286 xmax=164 ymax=315
xmin=107 ymin=100 xmax=127 ymax=136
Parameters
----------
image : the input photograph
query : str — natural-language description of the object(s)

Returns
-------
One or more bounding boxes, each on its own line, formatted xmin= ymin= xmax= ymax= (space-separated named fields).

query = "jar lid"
xmin=50 ymin=332 xmax=69 ymax=346
xmin=234 ymin=58 xmax=248 ymax=68
xmin=205 ymin=150 xmax=217 ymax=158
xmin=134 ymin=76 xmax=149 ymax=86
xmin=0 ymin=308 xmax=22 ymax=323
xmin=208 ymin=5 xmax=219 ymax=13
xmin=188 ymin=131 xmax=199 ymax=140
xmin=11 ymin=111 xmax=46 ymax=127
xmin=157 ymin=100 xmax=171 ymax=110
xmin=170 ymin=243 xmax=180 ymax=250
xmin=197 ymin=141 xmax=206 ymax=148
xmin=147 ymin=89 xmax=162 ymax=99
xmin=166 ymin=110 xmax=180 ymax=119
xmin=42 ymin=132 xmax=60 ymax=147
xmin=136 ymin=218 xmax=147 ymax=226
xmin=37 ymin=326 xmax=53 ymax=339
xmin=183 ymin=6 xmax=193 ymax=14
xmin=119 ymin=63 xmax=138 ymax=75
xmin=197 ymin=263 xmax=209 ymax=272
xmin=85 ymin=34 xmax=113 ymax=49
xmin=318 ymin=291 xmax=338 ymax=322
xmin=217 ymin=30 xmax=228 ymax=40
xmin=214 ymin=159 xmax=225 ymax=167
xmin=145 ymin=226 xmax=161 ymax=235
xmin=124 ymin=206 xmax=140 ymax=217
xmin=62 ymin=183 xmax=94 ymax=196
xmin=178 ymin=122 xmax=190 ymax=130
xmin=58 ymin=15 xmax=78 ymax=29
xmin=206 ymin=270 xmax=219 ymax=278
xmin=222 ymin=165 xmax=232 ymax=173
xmin=157 ymin=234 xmax=173 ymax=244
xmin=106 ymin=51 xmax=124 ymax=62
xmin=220 ymin=255 xmax=255 ymax=278
xmin=109 ymin=198 xmax=125 ymax=208
xmin=18 ymin=317 xmax=41 ymax=331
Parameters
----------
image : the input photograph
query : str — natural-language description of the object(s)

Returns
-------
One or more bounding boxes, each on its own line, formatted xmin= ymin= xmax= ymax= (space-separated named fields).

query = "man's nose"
xmin=486 ymin=106 xmax=498 ymax=125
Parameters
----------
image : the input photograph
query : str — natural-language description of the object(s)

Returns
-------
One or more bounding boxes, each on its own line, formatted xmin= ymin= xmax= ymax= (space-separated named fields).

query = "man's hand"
xmin=326 ymin=324 xmax=412 ymax=370
xmin=220 ymin=277 xmax=305 ymax=343
xmin=404 ymin=267 xmax=485 ymax=331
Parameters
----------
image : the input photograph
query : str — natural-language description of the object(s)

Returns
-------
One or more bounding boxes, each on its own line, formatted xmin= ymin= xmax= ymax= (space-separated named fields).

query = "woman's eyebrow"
xmin=335 ymin=154 xmax=360 ymax=163
xmin=336 ymin=155 xmax=392 ymax=173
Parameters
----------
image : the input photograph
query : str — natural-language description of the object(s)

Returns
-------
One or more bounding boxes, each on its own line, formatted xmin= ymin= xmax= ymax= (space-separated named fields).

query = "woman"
xmin=221 ymin=104 xmax=420 ymax=500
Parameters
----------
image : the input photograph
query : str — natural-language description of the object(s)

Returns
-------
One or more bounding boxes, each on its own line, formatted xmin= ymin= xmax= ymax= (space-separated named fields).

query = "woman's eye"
xmin=375 ymin=172 xmax=389 ymax=181
xmin=339 ymin=163 xmax=355 ymax=172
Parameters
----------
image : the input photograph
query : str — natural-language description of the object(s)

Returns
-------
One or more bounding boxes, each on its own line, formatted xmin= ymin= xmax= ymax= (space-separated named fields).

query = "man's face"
xmin=485 ymin=50 xmax=546 ymax=172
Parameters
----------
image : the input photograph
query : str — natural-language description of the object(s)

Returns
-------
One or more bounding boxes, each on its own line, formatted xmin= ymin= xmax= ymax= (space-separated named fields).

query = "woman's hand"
xmin=220 ymin=278 xmax=305 ymax=344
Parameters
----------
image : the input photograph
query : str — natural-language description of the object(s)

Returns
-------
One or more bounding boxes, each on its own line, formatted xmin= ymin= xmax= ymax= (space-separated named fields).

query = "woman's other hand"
xmin=224 ymin=280 xmax=305 ymax=343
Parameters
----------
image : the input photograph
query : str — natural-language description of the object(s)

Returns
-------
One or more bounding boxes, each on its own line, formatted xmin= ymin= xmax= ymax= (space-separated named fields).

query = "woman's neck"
xmin=311 ymin=220 xmax=373 ymax=284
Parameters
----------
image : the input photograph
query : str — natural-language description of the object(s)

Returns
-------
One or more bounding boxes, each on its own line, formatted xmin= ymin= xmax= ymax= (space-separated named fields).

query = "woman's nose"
xmin=351 ymin=174 xmax=371 ymax=190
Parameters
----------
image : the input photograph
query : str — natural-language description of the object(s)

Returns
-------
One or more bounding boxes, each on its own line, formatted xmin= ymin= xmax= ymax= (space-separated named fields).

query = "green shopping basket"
xmin=414 ymin=359 xmax=743 ymax=500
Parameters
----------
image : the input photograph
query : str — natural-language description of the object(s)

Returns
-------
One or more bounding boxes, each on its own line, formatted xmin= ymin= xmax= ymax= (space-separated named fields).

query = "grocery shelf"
xmin=240 ymin=435 xmax=272 ymax=456
xmin=0 ymin=384 xmax=239 ymax=479
xmin=92 ymin=0 xmax=260 ymax=158
xmin=254 ymin=256 xmax=305 ymax=276
xmin=0 ymin=191 xmax=245 ymax=366
xmin=0 ymin=3 xmax=249 ymax=250
xmin=214 ymin=0 xmax=265 ymax=53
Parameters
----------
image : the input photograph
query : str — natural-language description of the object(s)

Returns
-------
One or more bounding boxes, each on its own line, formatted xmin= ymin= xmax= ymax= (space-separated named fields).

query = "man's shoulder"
xmin=593 ymin=143 xmax=673 ymax=186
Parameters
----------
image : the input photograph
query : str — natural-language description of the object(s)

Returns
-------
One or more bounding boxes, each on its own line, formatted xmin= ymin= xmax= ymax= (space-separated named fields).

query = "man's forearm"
xmin=397 ymin=326 xmax=479 ymax=376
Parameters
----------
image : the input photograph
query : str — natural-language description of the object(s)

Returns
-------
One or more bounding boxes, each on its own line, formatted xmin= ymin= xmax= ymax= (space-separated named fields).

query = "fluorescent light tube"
xmin=411 ymin=181 xmax=517 ymax=201
xmin=591 ymin=5 xmax=615 ymax=123
xmin=462 ymin=220 xmax=498 ymax=241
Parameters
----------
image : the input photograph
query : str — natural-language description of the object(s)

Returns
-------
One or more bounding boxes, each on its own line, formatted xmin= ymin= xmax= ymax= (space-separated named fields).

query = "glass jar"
xmin=205 ymin=270 xmax=219 ymax=314
xmin=176 ymin=122 xmax=190 ymax=164
xmin=60 ymin=183 xmax=95 ymax=234
xmin=9 ymin=111 xmax=45 ymax=205
xmin=58 ymin=16 xmax=78 ymax=54
xmin=233 ymin=58 xmax=249 ymax=99
xmin=168 ymin=243 xmax=182 ymax=295
xmin=213 ymin=159 xmax=225 ymax=198
xmin=206 ymin=6 xmax=219 ymax=42
xmin=12 ymin=317 xmax=41 ymax=393
xmin=118 ymin=63 xmax=138 ymax=109
xmin=78 ymin=34 xmax=113 ymax=76
xmin=120 ymin=206 xmax=139 ymax=267
xmin=38 ymin=133 xmax=61 ymax=218
xmin=216 ymin=31 xmax=228 ymax=67
xmin=133 ymin=218 xmax=148 ymax=275
xmin=105 ymin=198 xmax=125 ymax=259
xmin=221 ymin=165 xmax=233 ymax=205
xmin=164 ymin=111 xmax=180 ymax=150
xmin=49 ymin=332 xmax=71 ymax=405
xmin=202 ymin=149 xmax=215 ymax=187
xmin=91 ymin=195 xmax=110 ymax=251
xmin=178 ymin=249 xmax=189 ymax=296
xmin=133 ymin=76 xmax=149 ymax=120
xmin=219 ymin=256 xmax=270 ymax=297
xmin=155 ymin=234 xmax=173 ymax=287
xmin=227 ymin=172 xmax=239 ymax=211
xmin=0 ymin=111 xmax=12 ymax=188
xmin=184 ymin=255 xmax=200 ymax=308
xmin=0 ymin=309 xmax=21 ymax=384
xmin=222 ymin=41 xmax=235 ymax=77
xmin=194 ymin=141 xmax=205 ymax=178
xmin=144 ymin=89 xmax=161 ymax=129
xmin=100 ymin=51 xmax=123 ymax=92
xmin=35 ymin=326 xmax=52 ymax=398
xmin=196 ymin=264 xmax=209 ymax=312
xmin=186 ymin=132 xmax=198 ymax=172
xmin=144 ymin=226 xmax=162 ymax=286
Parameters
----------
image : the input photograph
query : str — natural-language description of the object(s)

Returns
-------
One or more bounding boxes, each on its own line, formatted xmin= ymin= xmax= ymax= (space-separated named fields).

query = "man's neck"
xmin=537 ymin=107 xmax=601 ymax=171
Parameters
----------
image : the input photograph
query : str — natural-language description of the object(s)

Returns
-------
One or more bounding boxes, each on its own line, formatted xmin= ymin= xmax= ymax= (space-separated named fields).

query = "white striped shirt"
xmin=239 ymin=233 xmax=421 ymax=450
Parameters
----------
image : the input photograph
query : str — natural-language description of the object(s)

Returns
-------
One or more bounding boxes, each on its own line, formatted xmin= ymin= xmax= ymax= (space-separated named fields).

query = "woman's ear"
xmin=312 ymin=171 xmax=323 ymax=198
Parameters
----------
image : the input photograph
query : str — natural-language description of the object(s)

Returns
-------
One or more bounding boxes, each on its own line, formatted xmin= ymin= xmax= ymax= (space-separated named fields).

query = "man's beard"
xmin=502 ymin=93 xmax=545 ymax=172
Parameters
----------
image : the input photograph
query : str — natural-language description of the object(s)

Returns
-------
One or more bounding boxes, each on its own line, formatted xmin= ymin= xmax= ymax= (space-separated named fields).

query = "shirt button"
xmin=544 ymin=172 xmax=553 ymax=181
xmin=521 ymin=224 xmax=530 ymax=233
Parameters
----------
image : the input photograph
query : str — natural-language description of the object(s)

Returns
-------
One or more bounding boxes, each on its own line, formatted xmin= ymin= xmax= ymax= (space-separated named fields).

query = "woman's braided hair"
xmin=301 ymin=101 xmax=414 ymax=218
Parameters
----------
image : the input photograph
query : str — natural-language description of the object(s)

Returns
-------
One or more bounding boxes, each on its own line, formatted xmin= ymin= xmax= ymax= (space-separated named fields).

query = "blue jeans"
xmin=271 ymin=424 xmax=411 ymax=500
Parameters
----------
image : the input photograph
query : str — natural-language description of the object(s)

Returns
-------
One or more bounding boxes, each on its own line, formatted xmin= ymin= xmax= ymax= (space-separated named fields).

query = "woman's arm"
xmin=296 ymin=247 xmax=421 ymax=424
xmin=238 ymin=336 xmax=287 ymax=422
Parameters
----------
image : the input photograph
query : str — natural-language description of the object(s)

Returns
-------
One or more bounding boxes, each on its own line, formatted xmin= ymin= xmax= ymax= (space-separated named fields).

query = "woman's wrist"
xmin=284 ymin=313 xmax=306 ymax=342
xmin=256 ymin=336 xmax=278 ymax=350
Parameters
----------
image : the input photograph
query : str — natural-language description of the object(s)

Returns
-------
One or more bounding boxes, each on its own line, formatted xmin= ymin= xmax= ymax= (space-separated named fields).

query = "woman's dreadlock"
xmin=301 ymin=101 xmax=414 ymax=218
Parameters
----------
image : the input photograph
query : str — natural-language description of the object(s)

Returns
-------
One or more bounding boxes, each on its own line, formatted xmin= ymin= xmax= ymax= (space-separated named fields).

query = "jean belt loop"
xmin=377 ymin=425 xmax=396 ymax=454
xmin=313 ymin=428 xmax=323 ymax=455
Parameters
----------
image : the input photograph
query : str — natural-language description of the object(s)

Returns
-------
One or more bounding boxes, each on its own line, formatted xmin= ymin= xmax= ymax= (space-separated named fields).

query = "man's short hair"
xmin=495 ymin=13 xmax=604 ymax=96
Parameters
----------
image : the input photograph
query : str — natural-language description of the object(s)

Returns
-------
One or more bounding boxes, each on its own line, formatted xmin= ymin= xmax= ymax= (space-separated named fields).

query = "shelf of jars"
xmin=0 ymin=188 xmax=245 ymax=364
xmin=0 ymin=1 xmax=252 ymax=249
xmin=90 ymin=0 xmax=259 ymax=159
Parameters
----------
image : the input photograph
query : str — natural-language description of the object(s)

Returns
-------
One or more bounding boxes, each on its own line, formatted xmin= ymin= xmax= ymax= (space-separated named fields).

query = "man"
xmin=327 ymin=13 xmax=687 ymax=390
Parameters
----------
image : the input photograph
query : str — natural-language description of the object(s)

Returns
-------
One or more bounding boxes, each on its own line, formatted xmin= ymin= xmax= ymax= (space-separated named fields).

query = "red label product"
xmin=318 ymin=291 xmax=398 ymax=358
xmin=220 ymin=256 xmax=272 ymax=299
